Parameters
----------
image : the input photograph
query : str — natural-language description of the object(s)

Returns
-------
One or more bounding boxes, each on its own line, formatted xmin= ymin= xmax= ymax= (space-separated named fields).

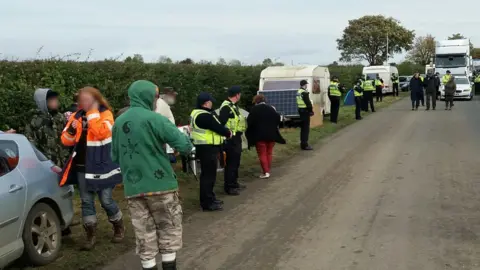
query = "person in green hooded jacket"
xmin=112 ymin=80 xmax=193 ymax=270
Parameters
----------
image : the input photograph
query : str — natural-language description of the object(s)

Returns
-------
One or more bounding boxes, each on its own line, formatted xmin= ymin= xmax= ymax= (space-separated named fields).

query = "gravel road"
xmin=105 ymin=98 xmax=480 ymax=270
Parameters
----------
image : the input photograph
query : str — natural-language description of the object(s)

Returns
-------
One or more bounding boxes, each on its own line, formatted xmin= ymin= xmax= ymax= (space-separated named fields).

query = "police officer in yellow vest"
xmin=219 ymin=86 xmax=247 ymax=195
xmin=391 ymin=73 xmax=399 ymax=97
xmin=442 ymin=70 xmax=452 ymax=85
xmin=191 ymin=92 xmax=232 ymax=211
xmin=375 ymin=74 xmax=384 ymax=102
xmin=296 ymin=80 xmax=314 ymax=150
xmin=353 ymin=79 xmax=363 ymax=120
xmin=362 ymin=76 xmax=376 ymax=112
xmin=328 ymin=76 xmax=342 ymax=124
xmin=474 ymin=72 xmax=480 ymax=95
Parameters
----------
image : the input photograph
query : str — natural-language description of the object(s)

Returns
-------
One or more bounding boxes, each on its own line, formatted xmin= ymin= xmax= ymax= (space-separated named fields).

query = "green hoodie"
xmin=112 ymin=80 xmax=193 ymax=198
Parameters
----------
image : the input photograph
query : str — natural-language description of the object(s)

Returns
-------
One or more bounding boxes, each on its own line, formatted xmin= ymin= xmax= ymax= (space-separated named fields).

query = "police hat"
xmin=446 ymin=70 xmax=451 ymax=74
xmin=300 ymin=80 xmax=308 ymax=86
xmin=227 ymin=86 xmax=241 ymax=97
xmin=197 ymin=92 xmax=215 ymax=105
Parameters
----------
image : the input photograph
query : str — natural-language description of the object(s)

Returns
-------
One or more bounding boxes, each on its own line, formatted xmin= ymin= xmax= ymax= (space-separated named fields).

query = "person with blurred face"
xmin=155 ymin=87 xmax=177 ymax=124
xmin=60 ymin=87 xmax=124 ymax=251
xmin=409 ymin=73 xmax=424 ymax=110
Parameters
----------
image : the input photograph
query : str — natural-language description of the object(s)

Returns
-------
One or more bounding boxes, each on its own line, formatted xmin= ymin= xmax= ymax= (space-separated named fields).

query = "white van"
xmin=258 ymin=65 xmax=331 ymax=119
xmin=362 ymin=65 xmax=399 ymax=94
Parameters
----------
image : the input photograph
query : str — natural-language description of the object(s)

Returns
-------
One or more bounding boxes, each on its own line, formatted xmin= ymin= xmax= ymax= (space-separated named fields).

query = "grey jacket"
xmin=444 ymin=80 xmax=456 ymax=96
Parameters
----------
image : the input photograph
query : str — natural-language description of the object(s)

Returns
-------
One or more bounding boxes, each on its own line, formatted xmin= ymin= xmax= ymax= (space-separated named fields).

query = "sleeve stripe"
xmin=87 ymin=113 xmax=100 ymax=121
xmin=104 ymin=121 xmax=113 ymax=131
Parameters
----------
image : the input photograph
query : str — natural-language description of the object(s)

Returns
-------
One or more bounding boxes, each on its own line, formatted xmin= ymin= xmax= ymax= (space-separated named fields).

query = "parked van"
xmin=362 ymin=65 xmax=399 ymax=94
xmin=258 ymin=65 xmax=331 ymax=120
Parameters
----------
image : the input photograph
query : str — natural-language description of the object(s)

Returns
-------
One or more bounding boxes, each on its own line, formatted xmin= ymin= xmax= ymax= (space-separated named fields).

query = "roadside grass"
xmin=10 ymin=93 xmax=405 ymax=270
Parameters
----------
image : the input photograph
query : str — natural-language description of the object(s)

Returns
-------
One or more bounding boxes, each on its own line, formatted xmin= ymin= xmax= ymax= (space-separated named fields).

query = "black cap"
xmin=446 ymin=70 xmax=451 ymax=74
xmin=197 ymin=92 xmax=215 ymax=105
xmin=331 ymin=76 xmax=338 ymax=80
xmin=227 ymin=86 xmax=241 ymax=97
xmin=46 ymin=90 xmax=59 ymax=100
xmin=300 ymin=80 xmax=308 ymax=86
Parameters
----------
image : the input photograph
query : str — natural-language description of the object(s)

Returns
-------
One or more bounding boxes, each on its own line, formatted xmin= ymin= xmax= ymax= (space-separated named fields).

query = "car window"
xmin=455 ymin=78 xmax=469 ymax=85
xmin=0 ymin=140 xmax=19 ymax=177
xmin=30 ymin=142 xmax=49 ymax=161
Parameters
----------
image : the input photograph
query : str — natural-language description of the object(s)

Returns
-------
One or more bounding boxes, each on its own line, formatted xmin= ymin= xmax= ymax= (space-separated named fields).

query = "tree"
xmin=272 ymin=62 xmax=284 ymax=66
xmin=228 ymin=59 xmax=242 ymax=66
xmin=157 ymin=55 xmax=172 ymax=64
xmin=262 ymin=58 xmax=273 ymax=66
xmin=178 ymin=58 xmax=194 ymax=64
xmin=329 ymin=61 xmax=339 ymax=67
xmin=125 ymin=54 xmax=144 ymax=63
xmin=198 ymin=60 xmax=212 ymax=65
xmin=337 ymin=15 xmax=415 ymax=65
xmin=406 ymin=34 xmax=436 ymax=65
xmin=447 ymin=33 xmax=474 ymax=53
xmin=216 ymin=58 xmax=227 ymax=65
xmin=472 ymin=48 xmax=480 ymax=59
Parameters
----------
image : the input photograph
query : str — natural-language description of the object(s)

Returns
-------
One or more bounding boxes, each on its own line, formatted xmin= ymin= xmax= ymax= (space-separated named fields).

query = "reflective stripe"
xmin=296 ymin=89 xmax=307 ymax=108
xmin=87 ymin=113 xmax=100 ymax=121
xmin=87 ymin=137 xmax=112 ymax=146
xmin=85 ymin=168 xmax=121 ymax=180
xmin=63 ymin=134 xmax=75 ymax=141
xmin=329 ymin=82 xmax=341 ymax=96
xmin=190 ymin=109 xmax=223 ymax=145
xmin=104 ymin=121 xmax=112 ymax=131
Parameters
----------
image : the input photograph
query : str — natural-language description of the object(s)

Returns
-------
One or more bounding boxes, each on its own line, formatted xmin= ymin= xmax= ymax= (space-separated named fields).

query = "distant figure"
xmin=424 ymin=72 xmax=438 ymax=110
xmin=362 ymin=76 xmax=376 ymax=112
xmin=444 ymin=76 xmax=456 ymax=110
xmin=353 ymin=79 xmax=363 ymax=120
xmin=409 ymin=73 xmax=424 ymax=111
xmin=375 ymin=74 xmax=384 ymax=102
xmin=296 ymin=80 xmax=313 ymax=150
xmin=391 ymin=73 xmax=399 ymax=97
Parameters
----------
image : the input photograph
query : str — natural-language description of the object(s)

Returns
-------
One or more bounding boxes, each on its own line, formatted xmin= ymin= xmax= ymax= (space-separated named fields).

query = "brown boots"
xmin=82 ymin=223 xmax=97 ymax=251
xmin=81 ymin=219 xmax=124 ymax=251
xmin=111 ymin=218 xmax=125 ymax=243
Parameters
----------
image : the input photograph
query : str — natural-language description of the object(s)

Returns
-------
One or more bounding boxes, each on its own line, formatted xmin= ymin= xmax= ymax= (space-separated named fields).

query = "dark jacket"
xmin=300 ymin=90 xmax=313 ymax=113
xmin=424 ymin=75 xmax=437 ymax=94
xmin=409 ymin=77 xmax=424 ymax=101
xmin=246 ymin=103 xmax=286 ymax=148
xmin=444 ymin=79 xmax=456 ymax=96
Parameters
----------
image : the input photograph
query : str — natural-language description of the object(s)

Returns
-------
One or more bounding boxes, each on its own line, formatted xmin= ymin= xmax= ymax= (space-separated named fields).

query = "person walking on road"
xmin=112 ymin=80 xmax=193 ymax=270
xmin=362 ymin=76 xmax=376 ymax=112
xmin=444 ymin=76 xmax=456 ymax=110
xmin=410 ymin=73 xmax=424 ymax=110
xmin=328 ymin=76 xmax=342 ymax=124
xmin=246 ymin=94 xmax=286 ymax=179
xmin=219 ymin=86 xmax=247 ymax=195
xmin=375 ymin=74 xmax=384 ymax=102
xmin=353 ymin=79 xmax=363 ymax=120
xmin=424 ymin=72 xmax=438 ymax=110
xmin=191 ymin=92 xmax=232 ymax=211
xmin=296 ymin=80 xmax=313 ymax=150
xmin=60 ymin=87 xmax=124 ymax=251
xmin=391 ymin=73 xmax=399 ymax=97
xmin=435 ymin=72 xmax=441 ymax=100
xmin=474 ymin=72 xmax=480 ymax=94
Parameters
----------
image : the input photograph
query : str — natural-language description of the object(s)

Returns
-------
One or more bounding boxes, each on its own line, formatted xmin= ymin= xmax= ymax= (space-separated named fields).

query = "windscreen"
xmin=399 ymin=77 xmax=408 ymax=83
xmin=435 ymin=55 xmax=466 ymax=68
xmin=365 ymin=73 xmax=377 ymax=80
xmin=454 ymin=77 xmax=469 ymax=85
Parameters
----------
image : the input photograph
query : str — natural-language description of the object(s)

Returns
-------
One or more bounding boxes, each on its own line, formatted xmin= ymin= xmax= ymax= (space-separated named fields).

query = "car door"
xmin=0 ymin=139 xmax=27 ymax=254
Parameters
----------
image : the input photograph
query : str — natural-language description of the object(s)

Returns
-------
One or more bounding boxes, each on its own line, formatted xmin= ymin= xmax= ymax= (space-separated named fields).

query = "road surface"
xmin=105 ymin=98 xmax=480 ymax=270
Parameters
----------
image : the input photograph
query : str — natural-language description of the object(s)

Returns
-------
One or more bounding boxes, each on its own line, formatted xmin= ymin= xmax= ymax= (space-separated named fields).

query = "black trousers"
xmin=426 ymin=92 xmax=436 ymax=109
xmin=329 ymin=96 xmax=340 ymax=123
xmin=362 ymin=91 xmax=375 ymax=112
xmin=376 ymin=86 xmax=383 ymax=101
xmin=419 ymin=91 xmax=425 ymax=106
xmin=298 ymin=110 xmax=311 ymax=147
xmin=196 ymin=145 xmax=220 ymax=208
xmin=355 ymin=96 xmax=362 ymax=119
xmin=224 ymin=135 xmax=242 ymax=191
xmin=392 ymin=83 xmax=399 ymax=96
xmin=475 ymin=83 xmax=480 ymax=94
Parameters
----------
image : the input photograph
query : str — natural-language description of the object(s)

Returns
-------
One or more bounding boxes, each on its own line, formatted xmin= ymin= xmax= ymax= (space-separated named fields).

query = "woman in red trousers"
xmin=246 ymin=95 xmax=286 ymax=178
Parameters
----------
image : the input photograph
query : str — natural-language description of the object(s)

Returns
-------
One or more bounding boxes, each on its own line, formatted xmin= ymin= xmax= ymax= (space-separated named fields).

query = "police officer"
xmin=375 ymin=74 xmax=384 ymax=102
xmin=191 ymin=92 xmax=232 ymax=211
xmin=328 ymin=76 xmax=342 ymax=124
xmin=442 ymin=70 xmax=452 ymax=85
xmin=296 ymin=80 xmax=313 ymax=150
xmin=219 ymin=86 xmax=247 ymax=195
xmin=362 ymin=76 xmax=376 ymax=112
xmin=474 ymin=72 xmax=480 ymax=95
xmin=353 ymin=79 xmax=363 ymax=120
xmin=391 ymin=73 xmax=399 ymax=97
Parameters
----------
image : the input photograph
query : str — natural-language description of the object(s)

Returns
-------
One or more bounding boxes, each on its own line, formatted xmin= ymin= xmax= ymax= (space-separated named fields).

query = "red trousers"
xmin=255 ymin=141 xmax=275 ymax=174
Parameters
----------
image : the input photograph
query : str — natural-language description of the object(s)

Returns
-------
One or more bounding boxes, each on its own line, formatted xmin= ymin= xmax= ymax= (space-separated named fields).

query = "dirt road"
xmin=105 ymin=98 xmax=480 ymax=270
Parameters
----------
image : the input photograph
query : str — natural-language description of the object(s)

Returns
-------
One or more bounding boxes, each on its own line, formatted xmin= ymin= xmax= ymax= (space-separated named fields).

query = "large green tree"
xmin=337 ymin=15 xmax=415 ymax=65
xmin=447 ymin=33 xmax=474 ymax=53
xmin=406 ymin=34 xmax=436 ymax=65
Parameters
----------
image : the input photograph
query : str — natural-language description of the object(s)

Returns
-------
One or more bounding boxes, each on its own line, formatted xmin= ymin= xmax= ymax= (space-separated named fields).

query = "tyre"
xmin=22 ymin=203 xmax=62 ymax=266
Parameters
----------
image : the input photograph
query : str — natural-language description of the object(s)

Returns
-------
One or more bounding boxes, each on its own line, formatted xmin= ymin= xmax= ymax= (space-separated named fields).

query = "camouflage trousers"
xmin=127 ymin=192 xmax=183 ymax=262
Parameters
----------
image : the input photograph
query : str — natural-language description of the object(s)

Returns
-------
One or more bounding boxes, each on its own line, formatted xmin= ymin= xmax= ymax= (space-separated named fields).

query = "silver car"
xmin=0 ymin=133 xmax=74 ymax=268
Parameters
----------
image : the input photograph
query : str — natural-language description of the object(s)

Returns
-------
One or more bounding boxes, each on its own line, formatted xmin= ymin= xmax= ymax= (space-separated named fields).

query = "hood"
xmin=33 ymin=88 xmax=52 ymax=113
xmin=127 ymin=80 xmax=157 ymax=110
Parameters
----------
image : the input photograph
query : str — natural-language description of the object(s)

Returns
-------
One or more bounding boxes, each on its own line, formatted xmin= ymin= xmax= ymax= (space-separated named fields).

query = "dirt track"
xmin=105 ymin=98 xmax=480 ymax=270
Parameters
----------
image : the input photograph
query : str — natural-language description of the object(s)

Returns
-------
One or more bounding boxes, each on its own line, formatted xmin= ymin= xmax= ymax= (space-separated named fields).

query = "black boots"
xmin=82 ymin=223 xmax=97 ymax=250
xmin=110 ymin=218 xmax=125 ymax=243
xmin=162 ymin=260 xmax=177 ymax=270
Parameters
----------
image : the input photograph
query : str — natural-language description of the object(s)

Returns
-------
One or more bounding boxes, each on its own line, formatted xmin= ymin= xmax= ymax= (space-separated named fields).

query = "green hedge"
xmin=0 ymin=60 xmax=420 ymax=130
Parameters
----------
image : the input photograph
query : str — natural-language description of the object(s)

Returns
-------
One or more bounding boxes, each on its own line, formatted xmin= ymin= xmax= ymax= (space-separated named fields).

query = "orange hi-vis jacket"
xmin=60 ymin=107 xmax=121 ymax=189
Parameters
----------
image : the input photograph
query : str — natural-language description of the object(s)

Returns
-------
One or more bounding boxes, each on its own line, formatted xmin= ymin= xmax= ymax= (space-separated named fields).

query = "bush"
xmin=0 ymin=60 xmax=418 ymax=130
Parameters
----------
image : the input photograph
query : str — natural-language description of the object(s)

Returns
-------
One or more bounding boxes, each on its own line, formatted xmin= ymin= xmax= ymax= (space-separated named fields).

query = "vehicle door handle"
xmin=9 ymin=184 xmax=23 ymax=193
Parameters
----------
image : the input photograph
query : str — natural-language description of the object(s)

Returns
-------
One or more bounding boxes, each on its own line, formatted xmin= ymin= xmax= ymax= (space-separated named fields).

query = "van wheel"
xmin=22 ymin=203 xmax=62 ymax=266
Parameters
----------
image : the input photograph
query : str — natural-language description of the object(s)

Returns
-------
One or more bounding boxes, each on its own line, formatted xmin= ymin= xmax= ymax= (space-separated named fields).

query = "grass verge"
xmin=10 ymin=93 xmax=405 ymax=270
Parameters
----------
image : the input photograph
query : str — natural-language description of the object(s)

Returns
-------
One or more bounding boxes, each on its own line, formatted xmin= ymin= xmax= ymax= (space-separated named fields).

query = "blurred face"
xmin=414 ymin=73 xmax=419 ymax=78
xmin=47 ymin=97 xmax=59 ymax=110
xmin=78 ymin=92 xmax=95 ymax=111
xmin=203 ymin=100 xmax=212 ymax=109
xmin=164 ymin=93 xmax=176 ymax=105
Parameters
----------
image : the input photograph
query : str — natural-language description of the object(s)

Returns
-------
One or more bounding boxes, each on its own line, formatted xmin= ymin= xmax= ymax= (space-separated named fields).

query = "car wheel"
xmin=22 ymin=203 xmax=62 ymax=266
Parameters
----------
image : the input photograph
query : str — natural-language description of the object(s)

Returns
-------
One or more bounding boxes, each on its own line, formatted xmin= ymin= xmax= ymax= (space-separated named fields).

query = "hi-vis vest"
xmin=375 ymin=79 xmax=383 ymax=87
xmin=475 ymin=76 xmax=480 ymax=83
xmin=353 ymin=85 xmax=363 ymax=97
xmin=220 ymin=100 xmax=246 ymax=134
xmin=328 ymin=81 xmax=341 ymax=96
xmin=420 ymin=76 xmax=424 ymax=82
xmin=392 ymin=76 xmax=399 ymax=83
xmin=442 ymin=74 xmax=451 ymax=84
xmin=296 ymin=88 xmax=307 ymax=108
xmin=190 ymin=109 xmax=224 ymax=145
xmin=363 ymin=80 xmax=375 ymax=91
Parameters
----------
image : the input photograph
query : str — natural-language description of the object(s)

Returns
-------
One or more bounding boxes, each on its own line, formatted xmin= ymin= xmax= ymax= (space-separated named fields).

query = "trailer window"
xmin=262 ymin=80 xmax=300 ymax=90
xmin=435 ymin=55 xmax=466 ymax=68
xmin=365 ymin=73 xmax=377 ymax=80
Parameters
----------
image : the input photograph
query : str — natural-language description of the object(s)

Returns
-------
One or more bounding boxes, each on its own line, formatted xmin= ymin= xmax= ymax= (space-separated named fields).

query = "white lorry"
xmin=362 ymin=65 xmax=399 ymax=94
xmin=258 ymin=65 xmax=331 ymax=119
xmin=435 ymin=39 xmax=473 ymax=79
xmin=425 ymin=64 xmax=435 ymax=75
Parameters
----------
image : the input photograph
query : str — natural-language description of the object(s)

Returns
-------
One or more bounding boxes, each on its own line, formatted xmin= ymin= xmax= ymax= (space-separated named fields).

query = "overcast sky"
xmin=1 ymin=0 xmax=479 ymax=65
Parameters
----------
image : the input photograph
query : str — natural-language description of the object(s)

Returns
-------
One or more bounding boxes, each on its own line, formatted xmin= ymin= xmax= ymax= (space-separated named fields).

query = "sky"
xmin=1 ymin=0 xmax=479 ymax=65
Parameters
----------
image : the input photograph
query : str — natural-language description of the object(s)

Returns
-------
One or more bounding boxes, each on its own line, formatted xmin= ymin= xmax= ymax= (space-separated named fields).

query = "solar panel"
xmin=258 ymin=89 xmax=299 ymax=117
